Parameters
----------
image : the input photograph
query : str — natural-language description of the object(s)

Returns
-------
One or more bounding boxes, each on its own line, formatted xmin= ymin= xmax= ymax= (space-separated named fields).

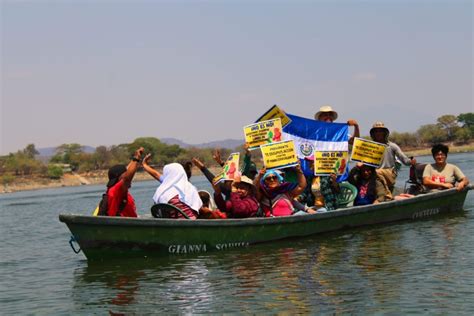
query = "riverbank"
xmin=0 ymin=167 xmax=222 ymax=194
xmin=404 ymin=143 xmax=474 ymax=157
xmin=2 ymin=143 xmax=473 ymax=194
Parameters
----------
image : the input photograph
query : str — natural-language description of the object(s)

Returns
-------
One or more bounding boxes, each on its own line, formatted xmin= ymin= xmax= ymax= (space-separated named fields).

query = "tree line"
xmin=1 ymin=112 xmax=472 ymax=183
xmin=386 ymin=113 xmax=473 ymax=148
xmin=0 ymin=137 xmax=235 ymax=183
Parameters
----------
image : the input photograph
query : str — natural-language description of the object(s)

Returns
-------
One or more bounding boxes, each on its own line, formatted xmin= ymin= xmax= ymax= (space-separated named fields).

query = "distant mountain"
xmin=160 ymin=138 xmax=244 ymax=150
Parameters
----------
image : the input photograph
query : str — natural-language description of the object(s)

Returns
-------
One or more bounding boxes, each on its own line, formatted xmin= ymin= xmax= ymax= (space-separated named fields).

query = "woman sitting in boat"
xmin=213 ymin=175 xmax=260 ymax=218
xmin=348 ymin=163 xmax=390 ymax=206
xmin=255 ymin=164 xmax=307 ymax=217
xmin=100 ymin=147 xmax=144 ymax=217
xmin=142 ymin=155 xmax=202 ymax=219
xmin=422 ymin=143 xmax=469 ymax=192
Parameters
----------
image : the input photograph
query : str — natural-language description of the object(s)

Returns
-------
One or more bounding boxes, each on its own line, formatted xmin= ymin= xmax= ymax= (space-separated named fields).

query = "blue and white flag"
xmin=282 ymin=113 xmax=349 ymax=180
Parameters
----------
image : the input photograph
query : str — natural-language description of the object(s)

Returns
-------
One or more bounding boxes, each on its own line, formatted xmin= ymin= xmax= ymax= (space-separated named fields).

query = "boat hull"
xmin=59 ymin=186 xmax=472 ymax=260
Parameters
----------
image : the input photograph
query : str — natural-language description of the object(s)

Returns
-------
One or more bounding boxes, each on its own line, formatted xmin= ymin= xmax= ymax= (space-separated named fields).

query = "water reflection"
xmin=70 ymin=213 xmax=471 ymax=314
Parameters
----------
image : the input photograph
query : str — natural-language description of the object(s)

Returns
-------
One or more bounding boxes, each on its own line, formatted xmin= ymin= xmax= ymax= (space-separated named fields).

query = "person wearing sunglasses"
xmin=255 ymin=164 xmax=307 ymax=217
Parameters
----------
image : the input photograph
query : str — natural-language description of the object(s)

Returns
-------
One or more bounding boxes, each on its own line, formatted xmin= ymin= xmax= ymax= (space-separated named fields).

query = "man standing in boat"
xmin=314 ymin=105 xmax=360 ymax=145
xmin=369 ymin=122 xmax=416 ymax=197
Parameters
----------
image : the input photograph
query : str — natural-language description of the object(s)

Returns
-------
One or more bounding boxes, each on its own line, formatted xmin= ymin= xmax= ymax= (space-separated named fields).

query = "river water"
xmin=1 ymin=153 xmax=473 ymax=314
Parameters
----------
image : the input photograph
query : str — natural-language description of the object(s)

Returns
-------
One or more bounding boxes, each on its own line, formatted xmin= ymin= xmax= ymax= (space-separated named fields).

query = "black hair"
xmin=431 ymin=144 xmax=449 ymax=157
xmin=181 ymin=161 xmax=193 ymax=180
xmin=198 ymin=191 xmax=210 ymax=207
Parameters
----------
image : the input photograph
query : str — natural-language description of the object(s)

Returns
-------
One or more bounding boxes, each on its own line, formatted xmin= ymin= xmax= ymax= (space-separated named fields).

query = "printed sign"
xmin=255 ymin=104 xmax=292 ymax=128
xmin=314 ymin=151 xmax=349 ymax=176
xmin=224 ymin=152 xmax=241 ymax=181
xmin=260 ymin=140 xmax=299 ymax=169
xmin=243 ymin=118 xmax=283 ymax=150
xmin=350 ymin=137 xmax=387 ymax=167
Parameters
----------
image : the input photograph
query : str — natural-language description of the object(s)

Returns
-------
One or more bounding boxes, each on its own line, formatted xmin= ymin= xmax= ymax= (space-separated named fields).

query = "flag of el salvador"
xmin=282 ymin=113 xmax=350 ymax=181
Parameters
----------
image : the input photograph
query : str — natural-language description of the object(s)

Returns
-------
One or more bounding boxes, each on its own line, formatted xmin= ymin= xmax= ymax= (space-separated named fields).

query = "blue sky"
xmin=1 ymin=0 xmax=472 ymax=154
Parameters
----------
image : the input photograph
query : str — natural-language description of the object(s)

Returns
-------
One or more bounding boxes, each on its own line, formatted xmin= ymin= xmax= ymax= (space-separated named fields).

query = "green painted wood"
xmin=60 ymin=186 xmax=472 ymax=260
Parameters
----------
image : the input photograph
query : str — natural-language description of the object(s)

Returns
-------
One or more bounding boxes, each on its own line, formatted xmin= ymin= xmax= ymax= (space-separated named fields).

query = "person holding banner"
xmin=255 ymin=164 xmax=307 ymax=217
xmin=213 ymin=144 xmax=258 ymax=180
xmin=369 ymin=122 xmax=416 ymax=195
xmin=314 ymin=105 xmax=360 ymax=144
xmin=348 ymin=164 xmax=389 ymax=206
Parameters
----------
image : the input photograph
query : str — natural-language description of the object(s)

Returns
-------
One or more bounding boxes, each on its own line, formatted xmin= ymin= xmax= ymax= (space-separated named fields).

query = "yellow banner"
xmin=350 ymin=137 xmax=387 ymax=167
xmin=243 ymin=118 xmax=283 ymax=150
xmin=314 ymin=151 xmax=349 ymax=176
xmin=213 ymin=152 xmax=240 ymax=184
xmin=260 ymin=140 xmax=299 ymax=169
xmin=222 ymin=152 xmax=240 ymax=181
xmin=256 ymin=105 xmax=292 ymax=127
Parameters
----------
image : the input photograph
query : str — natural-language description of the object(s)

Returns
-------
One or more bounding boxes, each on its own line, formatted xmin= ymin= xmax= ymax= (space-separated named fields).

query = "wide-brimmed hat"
xmin=369 ymin=121 xmax=390 ymax=137
xmin=239 ymin=175 xmax=255 ymax=187
xmin=314 ymin=105 xmax=338 ymax=121
xmin=107 ymin=164 xmax=127 ymax=188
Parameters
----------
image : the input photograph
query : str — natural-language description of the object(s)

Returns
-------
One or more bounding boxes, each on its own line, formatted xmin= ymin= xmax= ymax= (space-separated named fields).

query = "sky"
xmin=1 ymin=0 xmax=472 ymax=155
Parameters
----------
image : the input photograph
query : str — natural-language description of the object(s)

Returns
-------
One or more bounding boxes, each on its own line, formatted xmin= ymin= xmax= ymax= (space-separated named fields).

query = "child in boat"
xmin=348 ymin=164 xmax=390 ymax=206
xmin=213 ymin=175 xmax=260 ymax=218
xmin=142 ymin=155 xmax=202 ymax=219
xmin=255 ymin=164 xmax=307 ymax=217
xmin=197 ymin=190 xmax=227 ymax=219
xmin=422 ymin=143 xmax=469 ymax=192
xmin=100 ymin=147 xmax=144 ymax=217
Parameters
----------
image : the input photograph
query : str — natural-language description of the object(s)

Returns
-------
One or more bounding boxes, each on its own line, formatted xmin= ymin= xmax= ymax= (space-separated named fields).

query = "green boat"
xmin=59 ymin=185 xmax=473 ymax=261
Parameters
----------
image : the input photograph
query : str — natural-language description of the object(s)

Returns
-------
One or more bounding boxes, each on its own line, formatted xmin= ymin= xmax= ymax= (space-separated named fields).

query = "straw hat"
xmin=239 ymin=175 xmax=255 ymax=188
xmin=314 ymin=105 xmax=338 ymax=121
xmin=369 ymin=121 xmax=390 ymax=137
xmin=370 ymin=122 xmax=390 ymax=139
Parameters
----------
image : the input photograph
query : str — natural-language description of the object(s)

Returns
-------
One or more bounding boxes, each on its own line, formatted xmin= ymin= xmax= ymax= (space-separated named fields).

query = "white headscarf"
xmin=153 ymin=163 xmax=202 ymax=212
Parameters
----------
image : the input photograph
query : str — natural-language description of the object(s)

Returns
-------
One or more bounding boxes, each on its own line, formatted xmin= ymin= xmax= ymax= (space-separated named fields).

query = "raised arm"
xmin=347 ymin=119 xmax=360 ymax=145
xmin=289 ymin=164 xmax=307 ymax=198
xmin=120 ymin=147 xmax=144 ymax=191
xmin=254 ymin=167 xmax=266 ymax=201
xmin=192 ymin=157 xmax=216 ymax=184
xmin=142 ymin=153 xmax=162 ymax=181
xmin=213 ymin=148 xmax=225 ymax=167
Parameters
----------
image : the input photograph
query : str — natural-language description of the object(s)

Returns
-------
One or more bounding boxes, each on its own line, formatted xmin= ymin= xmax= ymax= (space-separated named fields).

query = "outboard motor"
xmin=404 ymin=157 xmax=427 ymax=195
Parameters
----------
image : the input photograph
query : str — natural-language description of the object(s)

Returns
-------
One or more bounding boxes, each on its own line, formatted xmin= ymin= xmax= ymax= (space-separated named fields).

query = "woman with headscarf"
xmin=255 ymin=164 xmax=306 ymax=217
xmin=142 ymin=155 xmax=202 ymax=219
xmin=100 ymin=147 xmax=144 ymax=217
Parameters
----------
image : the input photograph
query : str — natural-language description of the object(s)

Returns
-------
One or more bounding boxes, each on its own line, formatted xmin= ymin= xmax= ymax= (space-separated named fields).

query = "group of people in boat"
xmin=100 ymin=105 xmax=470 ymax=219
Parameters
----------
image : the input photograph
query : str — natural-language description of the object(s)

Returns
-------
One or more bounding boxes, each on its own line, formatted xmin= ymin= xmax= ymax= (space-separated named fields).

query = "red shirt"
xmin=107 ymin=179 xmax=137 ymax=217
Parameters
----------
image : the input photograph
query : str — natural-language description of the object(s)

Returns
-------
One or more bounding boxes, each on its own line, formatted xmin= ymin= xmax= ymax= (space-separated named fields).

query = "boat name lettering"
xmin=412 ymin=208 xmax=440 ymax=219
xmin=168 ymin=244 xmax=207 ymax=254
xmin=215 ymin=242 xmax=249 ymax=250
